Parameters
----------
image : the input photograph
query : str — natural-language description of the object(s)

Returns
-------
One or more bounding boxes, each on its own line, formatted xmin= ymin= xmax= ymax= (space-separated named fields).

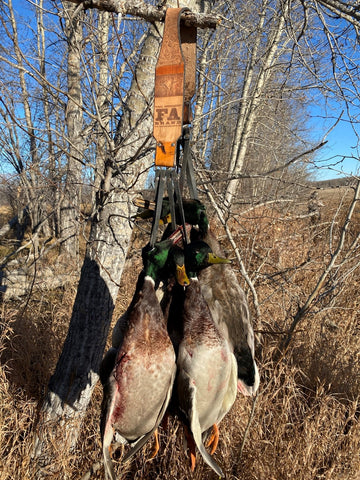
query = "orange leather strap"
xmin=153 ymin=8 xmax=196 ymax=167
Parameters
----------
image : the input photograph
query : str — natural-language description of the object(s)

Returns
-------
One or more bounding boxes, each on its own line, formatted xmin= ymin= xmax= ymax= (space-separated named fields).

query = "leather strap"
xmin=153 ymin=8 xmax=196 ymax=167
xmin=180 ymin=20 xmax=197 ymax=124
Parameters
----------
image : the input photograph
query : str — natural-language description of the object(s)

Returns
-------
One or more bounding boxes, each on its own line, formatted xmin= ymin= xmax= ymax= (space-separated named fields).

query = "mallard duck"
xmin=153 ymin=195 xmax=259 ymax=395
xmin=111 ymin=231 xmax=189 ymax=350
xmin=192 ymin=229 xmax=260 ymax=397
xmin=133 ymin=196 xmax=208 ymax=236
xmin=166 ymin=241 xmax=235 ymax=477
xmin=100 ymin=239 xmax=178 ymax=480
xmin=160 ymin=198 xmax=259 ymax=396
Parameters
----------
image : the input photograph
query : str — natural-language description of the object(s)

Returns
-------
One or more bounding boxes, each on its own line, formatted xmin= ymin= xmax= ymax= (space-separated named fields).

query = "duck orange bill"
xmin=176 ymin=263 xmax=190 ymax=286
xmin=159 ymin=213 xmax=172 ymax=225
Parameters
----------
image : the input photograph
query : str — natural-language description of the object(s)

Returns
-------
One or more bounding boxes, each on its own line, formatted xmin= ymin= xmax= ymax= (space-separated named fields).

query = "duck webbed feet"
xmin=205 ymin=424 xmax=219 ymax=455
xmin=184 ymin=424 xmax=221 ymax=473
xmin=184 ymin=425 xmax=197 ymax=472
xmin=149 ymin=429 xmax=160 ymax=459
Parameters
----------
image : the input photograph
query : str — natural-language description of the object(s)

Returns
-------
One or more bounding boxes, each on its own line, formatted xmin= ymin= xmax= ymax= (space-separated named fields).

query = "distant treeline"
xmin=0 ymin=176 xmax=357 ymax=211
xmin=311 ymin=176 xmax=357 ymax=189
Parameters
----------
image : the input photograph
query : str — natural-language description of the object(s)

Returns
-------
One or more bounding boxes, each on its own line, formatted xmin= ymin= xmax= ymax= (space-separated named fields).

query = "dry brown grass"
xmin=1 ymin=187 xmax=359 ymax=479
xmin=0 ymin=205 xmax=11 ymax=220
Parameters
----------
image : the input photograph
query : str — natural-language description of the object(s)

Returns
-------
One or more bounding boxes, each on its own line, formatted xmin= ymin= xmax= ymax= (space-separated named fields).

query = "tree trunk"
xmin=60 ymin=1 xmax=84 ymax=262
xmin=224 ymin=1 xmax=288 ymax=207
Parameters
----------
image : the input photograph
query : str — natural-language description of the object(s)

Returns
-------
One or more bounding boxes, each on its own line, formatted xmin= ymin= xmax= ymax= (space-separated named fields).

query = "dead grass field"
xmin=0 ymin=187 xmax=359 ymax=479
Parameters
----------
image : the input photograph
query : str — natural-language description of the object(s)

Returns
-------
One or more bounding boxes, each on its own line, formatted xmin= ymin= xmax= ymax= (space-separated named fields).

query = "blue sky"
xmin=308 ymin=104 xmax=359 ymax=181
xmin=312 ymin=124 xmax=359 ymax=181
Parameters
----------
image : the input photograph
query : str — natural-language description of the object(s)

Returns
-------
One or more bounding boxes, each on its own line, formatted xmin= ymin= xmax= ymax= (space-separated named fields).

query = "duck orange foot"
xmin=206 ymin=423 xmax=219 ymax=455
xmin=149 ymin=429 xmax=159 ymax=459
xmin=184 ymin=426 xmax=197 ymax=471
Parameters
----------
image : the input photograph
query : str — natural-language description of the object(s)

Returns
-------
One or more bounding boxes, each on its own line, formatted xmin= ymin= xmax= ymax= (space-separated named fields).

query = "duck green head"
xmin=142 ymin=239 xmax=174 ymax=281
xmin=158 ymin=199 xmax=209 ymax=235
xmin=184 ymin=240 xmax=231 ymax=278
xmin=182 ymin=199 xmax=209 ymax=237
xmin=142 ymin=240 xmax=190 ymax=286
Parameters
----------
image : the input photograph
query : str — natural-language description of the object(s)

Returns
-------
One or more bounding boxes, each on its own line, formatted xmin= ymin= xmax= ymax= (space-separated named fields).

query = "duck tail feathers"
xmin=197 ymin=440 xmax=224 ymax=478
xmin=122 ymin=430 xmax=154 ymax=463
xmin=238 ymin=361 xmax=260 ymax=396
xmin=189 ymin=385 xmax=224 ymax=478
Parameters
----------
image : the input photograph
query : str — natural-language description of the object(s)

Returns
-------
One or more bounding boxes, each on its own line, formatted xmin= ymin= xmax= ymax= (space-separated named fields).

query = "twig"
xmin=80 ymin=461 xmax=102 ymax=480
xmin=239 ymin=393 xmax=258 ymax=458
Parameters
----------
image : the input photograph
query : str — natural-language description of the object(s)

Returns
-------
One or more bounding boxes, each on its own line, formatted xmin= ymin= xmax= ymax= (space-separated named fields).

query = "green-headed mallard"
xmin=158 ymin=197 xmax=259 ymax=396
xmin=100 ymin=239 xmax=178 ymax=480
xmin=190 ymin=228 xmax=260 ymax=397
xmin=111 ymin=233 xmax=189 ymax=350
xmin=133 ymin=196 xmax=208 ymax=237
xmin=167 ymin=241 xmax=234 ymax=477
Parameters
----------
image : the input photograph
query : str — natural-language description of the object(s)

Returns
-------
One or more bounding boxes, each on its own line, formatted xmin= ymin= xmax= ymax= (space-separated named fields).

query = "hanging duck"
xmin=166 ymin=241 xmax=235 ymax=477
xmin=192 ymin=227 xmax=260 ymax=396
xmin=133 ymin=196 xmax=209 ymax=237
xmin=110 ymin=227 xmax=190 ymax=350
xmin=155 ymin=196 xmax=260 ymax=396
xmin=100 ymin=239 xmax=180 ymax=480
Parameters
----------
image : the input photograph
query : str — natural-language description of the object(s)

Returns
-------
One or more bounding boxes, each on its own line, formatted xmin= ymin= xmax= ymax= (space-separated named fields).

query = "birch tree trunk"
xmin=7 ymin=0 xmax=45 ymax=254
xmin=37 ymin=0 xmax=60 ymax=238
xmin=60 ymin=1 xmax=84 ymax=261
xmin=224 ymin=0 xmax=289 ymax=208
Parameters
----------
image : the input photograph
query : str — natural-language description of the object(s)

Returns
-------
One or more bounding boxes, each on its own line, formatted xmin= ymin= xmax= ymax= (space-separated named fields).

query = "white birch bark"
xmin=60 ymin=1 xmax=84 ymax=261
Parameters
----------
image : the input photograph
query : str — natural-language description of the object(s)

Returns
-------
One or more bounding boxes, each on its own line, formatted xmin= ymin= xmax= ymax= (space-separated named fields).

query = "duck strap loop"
xmin=153 ymin=8 xmax=197 ymax=168
xmin=172 ymin=170 xmax=189 ymax=245
xmin=179 ymin=125 xmax=198 ymax=200
xmin=149 ymin=168 xmax=189 ymax=246
xmin=150 ymin=169 xmax=166 ymax=247
xmin=165 ymin=170 xmax=177 ymax=232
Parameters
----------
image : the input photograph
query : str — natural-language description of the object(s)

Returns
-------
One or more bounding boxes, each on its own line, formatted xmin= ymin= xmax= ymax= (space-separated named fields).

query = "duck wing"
xmin=101 ymin=352 xmax=121 ymax=480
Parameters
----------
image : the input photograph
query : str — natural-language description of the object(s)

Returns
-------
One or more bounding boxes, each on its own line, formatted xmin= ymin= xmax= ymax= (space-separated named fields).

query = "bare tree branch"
xmin=280 ymin=178 xmax=360 ymax=352
xmin=64 ymin=0 xmax=220 ymax=28
xmin=315 ymin=0 xmax=360 ymax=28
